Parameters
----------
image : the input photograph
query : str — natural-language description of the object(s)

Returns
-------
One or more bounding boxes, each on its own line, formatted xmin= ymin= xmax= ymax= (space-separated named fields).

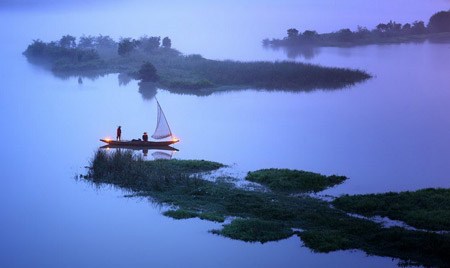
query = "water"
xmin=1 ymin=1 xmax=449 ymax=267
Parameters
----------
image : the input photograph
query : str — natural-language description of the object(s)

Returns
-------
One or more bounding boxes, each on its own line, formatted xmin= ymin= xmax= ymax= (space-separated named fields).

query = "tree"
xmin=138 ymin=62 xmax=158 ymax=82
xmin=337 ymin=28 xmax=353 ymax=41
xmin=24 ymin=39 xmax=47 ymax=57
xmin=162 ymin=37 xmax=171 ymax=48
xmin=139 ymin=36 xmax=160 ymax=51
xmin=118 ymin=38 xmax=137 ymax=56
xmin=78 ymin=35 xmax=95 ymax=49
xmin=96 ymin=35 xmax=116 ymax=49
xmin=376 ymin=23 xmax=388 ymax=32
xmin=402 ymin=23 xmax=412 ymax=33
xmin=302 ymin=30 xmax=317 ymax=39
xmin=386 ymin=20 xmax=402 ymax=32
xmin=428 ymin=10 xmax=450 ymax=33
xmin=287 ymin=28 xmax=299 ymax=39
xmin=355 ymin=26 xmax=370 ymax=39
xmin=411 ymin=20 xmax=426 ymax=34
xmin=59 ymin=35 xmax=76 ymax=48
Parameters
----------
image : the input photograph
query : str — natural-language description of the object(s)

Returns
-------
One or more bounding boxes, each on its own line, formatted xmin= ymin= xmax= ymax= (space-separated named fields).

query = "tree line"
xmin=23 ymin=34 xmax=173 ymax=62
xmin=264 ymin=10 xmax=450 ymax=46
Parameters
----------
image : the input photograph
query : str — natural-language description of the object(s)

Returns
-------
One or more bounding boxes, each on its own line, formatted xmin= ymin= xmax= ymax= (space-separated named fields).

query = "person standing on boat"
xmin=142 ymin=132 xmax=148 ymax=142
xmin=116 ymin=126 xmax=122 ymax=141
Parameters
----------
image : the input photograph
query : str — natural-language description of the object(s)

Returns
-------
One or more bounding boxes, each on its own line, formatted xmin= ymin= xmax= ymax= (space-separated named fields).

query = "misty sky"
xmin=1 ymin=0 xmax=449 ymax=57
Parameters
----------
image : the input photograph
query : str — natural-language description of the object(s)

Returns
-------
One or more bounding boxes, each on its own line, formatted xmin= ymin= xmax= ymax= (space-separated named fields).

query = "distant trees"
xmin=411 ymin=20 xmax=426 ymax=34
xmin=78 ymin=35 xmax=95 ymax=49
xmin=268 ymin=10 xmax=450 ymax=48
xmin=302 ymin=30 xmax=317 ymax=40
xmin=95 ymin=35 xmax=116 ymax=49
xmin=138 ymin=62 xmax=158 ymax=82
xmin=24 ymin=34 xmax=175 ymax=63
xmin=118 ymin=38 xmax=139 ymax=56
xmin=337 ymin=28 xmax=353 ymax=41
xmin=287 ymin=28 xmax=299 ymax=39
xmin=23 ymin=38 xmax=100 ymax=64
xmin=117 ymin=36 xmax=173 ymax=54
xmin=162 ymin=37 xmax=172 ymax=48
xmin=59 ymin=35 xmax=76 ymax=48
xmin=428 ymin=10 xmax=450 ymax=33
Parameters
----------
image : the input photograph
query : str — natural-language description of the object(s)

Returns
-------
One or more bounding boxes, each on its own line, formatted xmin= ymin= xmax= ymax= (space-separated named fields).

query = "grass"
xmin=24 ymin=37 xmax=371 ymax=93
xmin=211 ymin=218 xmax=294 ymax=243
xmin=163 ymin=209 xmax=198 ymax=220
xmin=82 ymin=149 xmax=450 ymax=267
xmin=246 ymin=168 xmax=347 ymax=193
xmin=333 ymin=188 xmax=450 ymax=231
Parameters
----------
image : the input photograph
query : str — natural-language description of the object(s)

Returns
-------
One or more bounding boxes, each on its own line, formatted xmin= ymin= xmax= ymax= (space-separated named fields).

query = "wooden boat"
xmin=100 ymin=139 xmax=179 ymax=148
xmin=101 ymin=99 xmax=180 ymax=149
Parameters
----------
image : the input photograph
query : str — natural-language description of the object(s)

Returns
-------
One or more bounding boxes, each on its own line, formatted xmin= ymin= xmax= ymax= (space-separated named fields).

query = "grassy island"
xmin=333 ymin=188 xmax=450 ymax=231
xmin=246 ymin=168 xmax=347 ymax=193
xmin=82 ymin=149 xmax=450 ymax=267
xmin=264 ymin=10 xmax=450 ymax=49
xmin=23 ymin=35 xmax=370 ymax=94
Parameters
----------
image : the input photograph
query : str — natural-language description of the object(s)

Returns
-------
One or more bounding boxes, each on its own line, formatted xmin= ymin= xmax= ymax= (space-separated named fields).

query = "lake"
xmin=1 ymin=1 xmax=449 ymax=267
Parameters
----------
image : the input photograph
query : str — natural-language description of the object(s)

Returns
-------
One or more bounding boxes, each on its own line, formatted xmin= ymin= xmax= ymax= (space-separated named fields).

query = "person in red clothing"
xmin=116 ymin=126 xmax=122 ymax=141
xmin=142 ymin=132 xmax=148 ymax=142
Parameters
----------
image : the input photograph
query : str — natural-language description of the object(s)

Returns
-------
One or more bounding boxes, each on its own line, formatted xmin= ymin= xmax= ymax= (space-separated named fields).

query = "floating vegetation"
xmin=333 ymin=188 xmax=450 ymax=231
xmin=82 ymin=150 xmax=450 ymax=267
xmin=246 ymin=168 xmax=347 ymax=193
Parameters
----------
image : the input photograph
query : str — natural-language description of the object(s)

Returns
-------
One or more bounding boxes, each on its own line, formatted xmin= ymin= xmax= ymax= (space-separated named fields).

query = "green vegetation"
xmin=82 ymin=149 xmax=450 ymax=267
xmin=333 ymin=188 xmax=450 ymax=231
xmin=163 ymin=209 xmax=198 ymax=220
xmin=246 ymin=168 xmax=347 ymax=193
xmin=23 ymin=35 xmax=370 ymax=94
xmin=211 ymin=219 xmax=294 ymax=243
xmin=264 ymin=10 xmax=450 ymax=48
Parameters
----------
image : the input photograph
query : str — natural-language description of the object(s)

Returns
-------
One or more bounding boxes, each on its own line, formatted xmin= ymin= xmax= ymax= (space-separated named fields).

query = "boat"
xmin=100 ymin=99 xmax=180 ymax=148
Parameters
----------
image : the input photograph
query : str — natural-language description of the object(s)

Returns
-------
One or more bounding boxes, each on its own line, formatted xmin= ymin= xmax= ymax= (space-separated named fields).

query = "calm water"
xmin=1 ymin=1 xmax=450 ymax=267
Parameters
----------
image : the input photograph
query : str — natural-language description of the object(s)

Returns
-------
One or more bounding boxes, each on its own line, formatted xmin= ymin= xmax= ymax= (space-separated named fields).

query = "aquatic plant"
xmin=246 ymin=168 xmax=347 ymax=193
xmin=333 ymin=188 xmax=450 ymax=231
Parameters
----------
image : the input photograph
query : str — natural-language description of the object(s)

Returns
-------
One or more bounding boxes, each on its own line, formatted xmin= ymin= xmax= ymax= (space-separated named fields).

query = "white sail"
xmin=151 ymin=100 xmax=173 ymax=139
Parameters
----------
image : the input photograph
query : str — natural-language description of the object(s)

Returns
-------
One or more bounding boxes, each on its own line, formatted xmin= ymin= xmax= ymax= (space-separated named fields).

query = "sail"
xmin=151 ymin=100 xmax=173 ymax=139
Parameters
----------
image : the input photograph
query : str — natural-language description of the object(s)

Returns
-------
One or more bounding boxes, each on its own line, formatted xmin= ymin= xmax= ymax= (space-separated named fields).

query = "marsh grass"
xmin=246 ymin=168 xmax=347 ymax=193
xmin=83 ymin=150 xmax=450 ymax=267
xmin=333 ymin=188 xmax=450 ymax=231
xmin=211 ymin=219 xmax=294 ymax=243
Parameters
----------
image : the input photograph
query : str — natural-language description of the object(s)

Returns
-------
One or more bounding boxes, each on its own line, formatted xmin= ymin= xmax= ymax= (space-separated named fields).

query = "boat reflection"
xmin=100 ymin=145 xmax=178 ymax=159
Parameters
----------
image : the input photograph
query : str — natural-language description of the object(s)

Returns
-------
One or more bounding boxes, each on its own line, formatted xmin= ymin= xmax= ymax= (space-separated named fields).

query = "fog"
xmin=2 ymin=0 xmax=449 ymax=58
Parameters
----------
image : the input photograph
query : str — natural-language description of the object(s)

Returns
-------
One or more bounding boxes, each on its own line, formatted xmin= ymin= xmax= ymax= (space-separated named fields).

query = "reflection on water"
xmin=118 ymin=73 xmax=132 ymax=86
xmin=138 ymin=81 xmax=158 ymax=100
xmin=151 ymin=151 xmax=173 ymax=160
xmin=100 ymin=145 xmax=177 ymax=159
xmin=264 ymin=44 xmax=321 ymax=60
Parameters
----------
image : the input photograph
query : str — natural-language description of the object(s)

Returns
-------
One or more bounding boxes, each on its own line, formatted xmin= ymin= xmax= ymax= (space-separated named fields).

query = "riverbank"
xmin=264 ymin=10 xmax=450 ymax=49
xmin=265 ymin=32 xmax=450 ymax=49
xmin=82 ymin=150 xmax=450 ymax=267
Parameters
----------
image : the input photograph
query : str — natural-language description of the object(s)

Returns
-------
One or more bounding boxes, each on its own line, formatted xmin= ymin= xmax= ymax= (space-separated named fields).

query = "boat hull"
xmin=100 ymin=139 xmax=179 ymax=147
